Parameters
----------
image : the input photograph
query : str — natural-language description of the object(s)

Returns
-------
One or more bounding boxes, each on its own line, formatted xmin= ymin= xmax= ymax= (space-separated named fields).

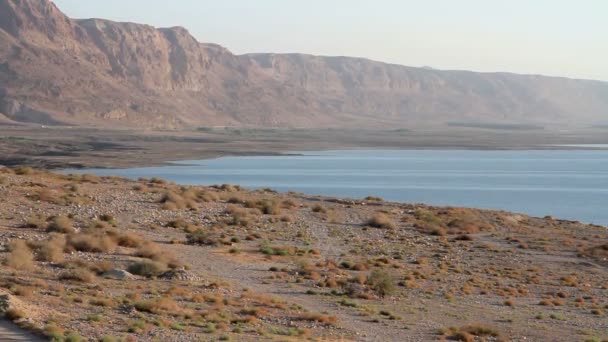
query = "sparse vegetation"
xmin=4 ymin=240 xmax=36 ymax=271
xmin=0 ymin=169 xmax=605 ymax=341
xmin=367 ymin=213 xmax=397 ymax=229
xmin=47 ymin=216 xmax=75 ymax=234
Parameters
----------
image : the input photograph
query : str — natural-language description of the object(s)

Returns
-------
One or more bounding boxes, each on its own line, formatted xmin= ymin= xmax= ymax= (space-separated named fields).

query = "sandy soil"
xmin=0 ymin=168 xmax=606 ymax=341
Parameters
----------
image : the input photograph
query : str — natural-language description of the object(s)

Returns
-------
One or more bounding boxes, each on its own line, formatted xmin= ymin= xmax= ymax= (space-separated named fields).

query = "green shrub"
xmin=128 ymin=260 xmax=166 ymax=277
xmin=367 ymin=270 xmax=395 ymax=297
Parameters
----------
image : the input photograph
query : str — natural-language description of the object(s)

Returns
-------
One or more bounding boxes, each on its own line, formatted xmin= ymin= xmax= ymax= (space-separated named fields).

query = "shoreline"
xmin=60 ymin=149 xmax=608 ymax=228
xmin=2 ymin=126 xmax=608 ymax=170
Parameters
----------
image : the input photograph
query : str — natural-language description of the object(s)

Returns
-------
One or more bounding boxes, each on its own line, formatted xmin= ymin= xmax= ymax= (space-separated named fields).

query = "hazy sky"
xmin=53 ymin=0 xmax=608 ymax=81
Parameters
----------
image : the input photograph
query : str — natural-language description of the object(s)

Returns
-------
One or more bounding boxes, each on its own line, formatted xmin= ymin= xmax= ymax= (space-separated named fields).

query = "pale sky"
xmin=53 ymin=0 xmax=608 ymax=81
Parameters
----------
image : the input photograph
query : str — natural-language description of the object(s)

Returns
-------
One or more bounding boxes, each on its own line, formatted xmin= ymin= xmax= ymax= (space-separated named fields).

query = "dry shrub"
xmin=227 ymin=205 xmax=251 ymax=226
xmin=24 ymin=215 xmax=46 ymax=229
xmin=128 ymin=260 xmax=167 ymax=277
xmin=36 ymin=234 xmax=66 ymax=262
xmin=198 ymin=190 xmax=219 ymax=202
xmin=59 ymin=267 xmax=96 ymax=283
xmin=89 ymin=260 xmax=115 ymax=274
xmin=90 ymin=297 xmax=116 ymax=308
xmin=364 ymin=196 xmax=383 ymax=202
xmin=114 ymin=232 xmax=144 ymax=248
xmin=183 ymin=224 xmax=199 ymax=234
xmin=416 ymin=208 xmax=494 ymax=236
xmin=47 ymin=216 xmax=75 ymax=234
xmin=4 ymin=308 xmax=25 ymax=321
xmin=312 ymin=204 xmax=327 ymax=213
xmin=367 ymin=213 xmax=397 ymax=230
xmin=245 ymin=199 xmax=281 ymax=215
xmin=67 ymin=233 xmax=117 ymax=253
xmin=99 ymin=214 xmax=115 ymax=223
xmin=133 ymin=184 xmax=148 ymax=192
xmin=134 ymin=241 xmax=163 ymax=259
xmin=134 ymin=297 xmax=182 ymax=315
xmin=35 ymin=188 xmax=64 ymax=204
xmin=187 ymin=230 xmax=219 ymax=246
xmin=367 ymin=269 xmax=395 ymax=297
xmin=215 ymin=184 xmax=239 ymax=192
xmin=297 ymin=313 xmax=337 ymax=326
xmin=166 ymin=218 xmax=188 ymax=228
xmin=440 ymin=324 xmax=501 ymax=342
xmin=4 ymin=240 xmax=35 ymax=271
xmin=13 ymin=166 xmax=34 ymax=175
xmin=160 ymin=191 xmax=195 ymax=210
xmin=80 ymin=174 xmax=101 ymax=183
xmin=281 ymin=198 xmax=299 ymax=209
xmin=134 ymin=242 xmax=182 ymax=268
xmin=583 ymin=243 xmax=608 ymax=259
xmin=12 ymin=286 xmax=34 ymax=298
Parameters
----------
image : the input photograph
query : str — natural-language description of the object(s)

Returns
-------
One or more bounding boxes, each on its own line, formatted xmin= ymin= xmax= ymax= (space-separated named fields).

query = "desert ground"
xmin=0 ymin=167 xmax=606 ymax=341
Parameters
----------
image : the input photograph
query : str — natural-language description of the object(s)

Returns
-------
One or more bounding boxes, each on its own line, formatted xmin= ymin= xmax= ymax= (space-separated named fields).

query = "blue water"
xmin=66 ymin=150 xmax=608 ymax=226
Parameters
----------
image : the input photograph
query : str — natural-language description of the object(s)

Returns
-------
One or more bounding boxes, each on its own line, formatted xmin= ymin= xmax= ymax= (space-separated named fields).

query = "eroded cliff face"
xmin=0 ymin=0 xmax=606 ymax=129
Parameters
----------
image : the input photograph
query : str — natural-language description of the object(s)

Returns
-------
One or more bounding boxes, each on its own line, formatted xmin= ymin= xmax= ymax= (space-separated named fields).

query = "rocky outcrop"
xmin=0 ymin=0 xmax=607 ymax=129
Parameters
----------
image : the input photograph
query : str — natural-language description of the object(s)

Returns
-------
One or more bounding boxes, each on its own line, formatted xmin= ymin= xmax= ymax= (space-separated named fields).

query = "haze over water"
xmin=72 ymin=149 xmax=608 ymax=226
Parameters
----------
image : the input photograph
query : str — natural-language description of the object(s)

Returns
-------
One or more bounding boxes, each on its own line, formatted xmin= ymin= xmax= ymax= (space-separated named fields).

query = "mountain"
xmin=0 ymin=0 xmax=607 ymax=129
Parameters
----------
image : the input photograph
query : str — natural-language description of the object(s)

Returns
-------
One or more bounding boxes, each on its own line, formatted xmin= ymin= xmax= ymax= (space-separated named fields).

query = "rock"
xmin=158 ymin=269 xmax=202 ymax=282
xmin=102 ymin=269 xmax=135 ymax=280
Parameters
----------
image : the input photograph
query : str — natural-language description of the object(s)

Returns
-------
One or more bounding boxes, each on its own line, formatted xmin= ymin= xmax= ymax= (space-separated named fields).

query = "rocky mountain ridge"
xmin=0 ymin=0 xmax=607 ymax=128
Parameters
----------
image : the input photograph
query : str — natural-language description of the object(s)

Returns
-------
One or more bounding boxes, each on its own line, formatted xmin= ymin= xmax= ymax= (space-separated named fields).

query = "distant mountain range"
xmin=0 ymin=0 xmax=607 ymax=129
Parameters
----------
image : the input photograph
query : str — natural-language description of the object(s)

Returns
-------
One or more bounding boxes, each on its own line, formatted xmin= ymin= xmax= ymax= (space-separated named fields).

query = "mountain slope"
xmin=0 ymin=0 xmax=607 ymax=129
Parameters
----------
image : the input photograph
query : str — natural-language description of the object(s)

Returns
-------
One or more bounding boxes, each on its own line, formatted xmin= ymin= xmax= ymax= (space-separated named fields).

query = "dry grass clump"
xmin=260 ymin=243 xmax=296 ymax=256
xmin=134 ymin=297 xmax=182 ymax=315
xmin=46 ymin=216 xmax=75 ymax=234
xmin=4 ymin=308 xmax=26 ymax=321
xmin=187 ymin=229 xmax=220 ymax=246
xmin=414 ymin=208 xmax=494 ymax=236
xmin=166 ymin=218 xmax=188 ymax=229
xmin=245 ymin=198 xmax=282 ymax=215
xmin=67 ymin=233 xmax=117 ymax=253
xmin=12 ymin=286 xmax=35 ymax=298
xmin=59 ymin=267 xmax=96 ymax=283
xmin=36 ymin=234 xmax=66 ymax=262
xmin=159 ymin=191 xmax=195 ymax=210
xmin=13 ymin=166 xmax=34 ymax=175
xmin=439 ymin=324 xmax=501 ymax=342
xmin=23 ymin=215 xmax=46 ymax=229
xmin=80 ymin=174 xmax=101 ymax=183
xmin=311 ymin=204 xmax=327 ymax=213
xmin=367 ymin=213 xmax=397 ymax=230
xmin=33 ymin=188 xmax=66 ymax=205
xmin=364 ymin=196 xmax=384 ymax=202
xmin=214 ymin=184 xmax=241 ymax=192
xmin=226 ymin=205 xmax=253 ymax=226
xmin=297 ymin=313 xmax=338 ymax=326
xmin=281 ymin=198 xmax=299 ymax=209
xmin=583 ymin=243 xmax=608 ymax=259
xmin=4 ymin=240 xmax=36 ymax=271
xmin=134 ymin=241 xmax=183 ymax=268
xmin=98 ymin=214 xmax=115 ymax=224
xmin=114 ymin=232 xmax=144 ymax=248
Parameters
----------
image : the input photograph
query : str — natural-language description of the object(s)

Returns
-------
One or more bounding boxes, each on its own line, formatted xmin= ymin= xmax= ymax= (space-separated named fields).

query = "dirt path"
xmin=167 ymin=243 xmax=408 ymax=341
xmin=0 ymin=320 xmax=45 ymax=341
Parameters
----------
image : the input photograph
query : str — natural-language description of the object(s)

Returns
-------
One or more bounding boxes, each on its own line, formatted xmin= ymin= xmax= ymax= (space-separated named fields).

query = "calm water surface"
xmin=68 ymin=150 xmax=608 ymax=225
